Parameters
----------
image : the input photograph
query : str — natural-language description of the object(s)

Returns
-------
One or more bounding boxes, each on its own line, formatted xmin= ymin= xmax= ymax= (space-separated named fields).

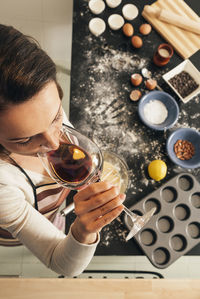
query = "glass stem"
xmin=123 ymin=205 xmax=138 ymax=222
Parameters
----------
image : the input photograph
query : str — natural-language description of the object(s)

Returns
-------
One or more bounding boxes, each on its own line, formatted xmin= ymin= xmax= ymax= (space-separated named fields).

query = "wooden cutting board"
xmin=142 ymin=0 xmax=200 ymax=59
xmin=1 ymin=279 xmax=200 ymax=299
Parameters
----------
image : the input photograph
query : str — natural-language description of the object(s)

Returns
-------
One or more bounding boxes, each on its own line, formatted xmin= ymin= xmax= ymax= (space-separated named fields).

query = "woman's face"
xmin=0 ymin=81 xmax=63 ymax=156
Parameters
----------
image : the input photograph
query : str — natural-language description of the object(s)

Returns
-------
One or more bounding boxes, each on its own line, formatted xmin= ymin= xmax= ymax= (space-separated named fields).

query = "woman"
xmin=0 ymin=25 xmax=125 ymax=276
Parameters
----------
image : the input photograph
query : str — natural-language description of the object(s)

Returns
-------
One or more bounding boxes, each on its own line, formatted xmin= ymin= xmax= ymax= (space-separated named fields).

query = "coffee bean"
xmin=169 ymin=71 xmax=199 ymax=98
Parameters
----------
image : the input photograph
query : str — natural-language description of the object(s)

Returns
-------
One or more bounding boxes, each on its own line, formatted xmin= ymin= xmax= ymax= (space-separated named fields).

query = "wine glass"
xmin=37 ymin=124 xmax=156 ymax=240
xmin=38 ymin=124 xmax=103 ymax=189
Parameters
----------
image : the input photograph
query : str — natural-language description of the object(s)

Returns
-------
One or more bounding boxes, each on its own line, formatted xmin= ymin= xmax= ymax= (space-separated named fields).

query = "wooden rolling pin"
xmin=143 ymin=5 xmax=200 ymax=35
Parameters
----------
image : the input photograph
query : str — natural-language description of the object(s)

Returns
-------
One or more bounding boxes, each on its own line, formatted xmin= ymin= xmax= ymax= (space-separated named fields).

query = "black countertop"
xmin=68 ymin=0 xmax=200 ymax=257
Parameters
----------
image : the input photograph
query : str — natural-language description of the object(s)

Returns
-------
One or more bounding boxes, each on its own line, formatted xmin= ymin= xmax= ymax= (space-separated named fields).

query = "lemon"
xmin=73 ymin=148 xmax=85 ymax=160
xmin=148 ymin=160 xmax=167 ymax=181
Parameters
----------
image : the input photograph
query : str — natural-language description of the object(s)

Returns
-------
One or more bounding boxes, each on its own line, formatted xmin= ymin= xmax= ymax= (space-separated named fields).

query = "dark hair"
xmin=0 ymin=24 xmax=63 ymax=112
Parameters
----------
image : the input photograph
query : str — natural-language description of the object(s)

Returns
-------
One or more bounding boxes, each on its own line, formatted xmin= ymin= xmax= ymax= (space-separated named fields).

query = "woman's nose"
xmin=41 ymin=127 xmax=60 ymax=151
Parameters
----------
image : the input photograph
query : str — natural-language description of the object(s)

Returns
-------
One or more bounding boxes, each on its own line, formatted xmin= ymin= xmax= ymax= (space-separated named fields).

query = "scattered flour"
xmin=100 ymin=217 xmax=128 ymax=246
xmin=71 ymin=11 xmax=200 ymax=246
xmin=72 ymin=42 xmax=200 ymax=208
xmin=72 ymin=45 xmax=169 ymax=198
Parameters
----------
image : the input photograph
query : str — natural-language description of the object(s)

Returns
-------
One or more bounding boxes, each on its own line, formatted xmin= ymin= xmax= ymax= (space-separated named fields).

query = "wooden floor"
xmin=0 ymin=279 xmax=200 ymax=299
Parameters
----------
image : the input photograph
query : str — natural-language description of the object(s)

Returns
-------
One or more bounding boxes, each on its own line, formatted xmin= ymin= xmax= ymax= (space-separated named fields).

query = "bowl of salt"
xmin=138 ymin=91 xmax=179 ymax=131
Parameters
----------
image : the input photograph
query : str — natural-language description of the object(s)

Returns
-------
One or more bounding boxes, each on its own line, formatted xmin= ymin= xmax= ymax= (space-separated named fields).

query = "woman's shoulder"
xmin=0 ymin=159 xmax=35 ymax=205
xmin=0 ymin=159 xmax=19 ymax=179
xmin=0 ymin=159 xmax=32 ymax=189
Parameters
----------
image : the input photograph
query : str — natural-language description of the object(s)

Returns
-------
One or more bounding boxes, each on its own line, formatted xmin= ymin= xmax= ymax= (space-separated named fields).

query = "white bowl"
xmin=162 ymin=59 xmax=200 ymax=103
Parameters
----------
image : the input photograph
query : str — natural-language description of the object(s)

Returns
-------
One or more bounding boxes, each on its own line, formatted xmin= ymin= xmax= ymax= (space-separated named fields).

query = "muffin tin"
xmin=124 ymin=173 xmax=200 ymax=269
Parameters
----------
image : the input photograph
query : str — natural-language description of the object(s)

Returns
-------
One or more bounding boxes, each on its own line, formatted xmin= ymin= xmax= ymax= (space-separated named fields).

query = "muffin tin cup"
xmin=124 ymin=173 xmax=200 ymax=269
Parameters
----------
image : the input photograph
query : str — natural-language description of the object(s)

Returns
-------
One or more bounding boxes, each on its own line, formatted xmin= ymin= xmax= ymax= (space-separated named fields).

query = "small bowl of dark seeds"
xmin=163 ymin=59 xmax=200 ymax=103
xmin=166 ymin=128 xmax=200 ymax=169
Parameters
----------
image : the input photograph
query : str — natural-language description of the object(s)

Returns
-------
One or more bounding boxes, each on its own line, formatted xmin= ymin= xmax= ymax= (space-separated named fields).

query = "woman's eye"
xmin=16 ymin=138 xmax=32 ymax=146
xmin=53 ymin=110 xmax=62 ymax=123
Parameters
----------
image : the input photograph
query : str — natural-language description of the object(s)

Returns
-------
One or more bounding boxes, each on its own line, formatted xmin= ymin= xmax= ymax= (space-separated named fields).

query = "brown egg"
xmin=131 ymin=35 xmax=143 ymax=48
xmin=123 ymin=23 xmax=134 ymax=37
xmin=130 ymin=90 xmax=142 ymax=101
xmin=131 ymin=73 xmax=142 ymax=86
xmin=139 ymin=23 xmax=152 ymax=35
xmin=145 ymin=79 xmax=157 ymax=90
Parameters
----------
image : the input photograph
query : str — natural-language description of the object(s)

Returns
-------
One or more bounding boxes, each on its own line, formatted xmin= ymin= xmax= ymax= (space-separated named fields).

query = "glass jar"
xmin=153 ymin=43 xmax=174 ymax=66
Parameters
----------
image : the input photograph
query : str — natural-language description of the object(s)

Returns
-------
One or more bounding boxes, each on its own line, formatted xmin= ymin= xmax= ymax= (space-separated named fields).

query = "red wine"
xmin=47 ymin=143 xmax=92 ymax=183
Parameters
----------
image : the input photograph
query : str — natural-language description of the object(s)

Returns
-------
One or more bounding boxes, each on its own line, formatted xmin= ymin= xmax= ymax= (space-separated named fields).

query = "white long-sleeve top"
xmin=0 ymin=159 xmax=99 ymax=277
xmin=0 ymin=112 xmax=99 ymax=277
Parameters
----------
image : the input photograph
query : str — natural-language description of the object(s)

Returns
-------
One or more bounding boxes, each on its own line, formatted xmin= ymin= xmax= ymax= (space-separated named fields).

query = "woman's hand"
xmin=71 ymin=181 xmax=125 ymax=244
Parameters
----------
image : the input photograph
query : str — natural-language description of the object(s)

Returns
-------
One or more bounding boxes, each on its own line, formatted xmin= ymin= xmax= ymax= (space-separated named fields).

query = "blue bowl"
xmin=166 ymin=128 xmax=200 ymax=169
xmin=138 ymin=91 xmax=179 ymax=130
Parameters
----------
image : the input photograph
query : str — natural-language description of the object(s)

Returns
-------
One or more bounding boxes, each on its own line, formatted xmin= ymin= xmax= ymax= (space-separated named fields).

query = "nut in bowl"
xmin=138 ymin=91 xmax=179 ymax=131
xmin=166 ymin=128 xmax=200 ymax=169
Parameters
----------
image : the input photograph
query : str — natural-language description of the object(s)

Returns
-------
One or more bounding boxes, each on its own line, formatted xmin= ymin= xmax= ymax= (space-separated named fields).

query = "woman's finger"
xmin=87 ymin=194 xmax=126 ymax=221
xmin=74 ymin=181 xmax=113 ymax=202
xmin=94 ymin=205 xmax=124 ymax=231
xmin=74 ymin=186 xmax=120 ymax=215
xmin=76 ymin=203 xmax=124 ymax=235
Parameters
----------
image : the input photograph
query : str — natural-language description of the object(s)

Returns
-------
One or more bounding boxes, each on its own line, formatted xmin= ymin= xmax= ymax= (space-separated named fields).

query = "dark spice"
xmin=169 ymin=71 xmax=199 ymax=98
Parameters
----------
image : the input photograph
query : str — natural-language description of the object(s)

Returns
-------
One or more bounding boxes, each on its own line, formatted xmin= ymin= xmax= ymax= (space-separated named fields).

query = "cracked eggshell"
xmin=130 ymin=90 xmax=142 ymax=101
xmin=131 ymin=74 xmax=142 ymax=86
xmin=145 ymin=79 xmax=157 ymax=90
xmin=108 ymin=14 xmax=124 ymax=30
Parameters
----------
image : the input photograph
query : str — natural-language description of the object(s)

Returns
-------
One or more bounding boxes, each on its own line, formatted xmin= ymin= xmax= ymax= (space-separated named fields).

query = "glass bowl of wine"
xmin=101 ymin=151 xmax=130 ymax=194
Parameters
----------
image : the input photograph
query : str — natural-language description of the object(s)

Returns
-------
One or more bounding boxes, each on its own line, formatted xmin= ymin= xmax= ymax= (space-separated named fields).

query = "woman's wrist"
xmin=71 ymin=219 xmax=98 ymax=245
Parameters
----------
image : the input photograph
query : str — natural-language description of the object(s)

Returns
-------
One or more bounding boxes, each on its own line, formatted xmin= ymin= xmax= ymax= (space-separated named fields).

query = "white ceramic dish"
xmin=162 ymin=59 xmax=200 ymax=103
